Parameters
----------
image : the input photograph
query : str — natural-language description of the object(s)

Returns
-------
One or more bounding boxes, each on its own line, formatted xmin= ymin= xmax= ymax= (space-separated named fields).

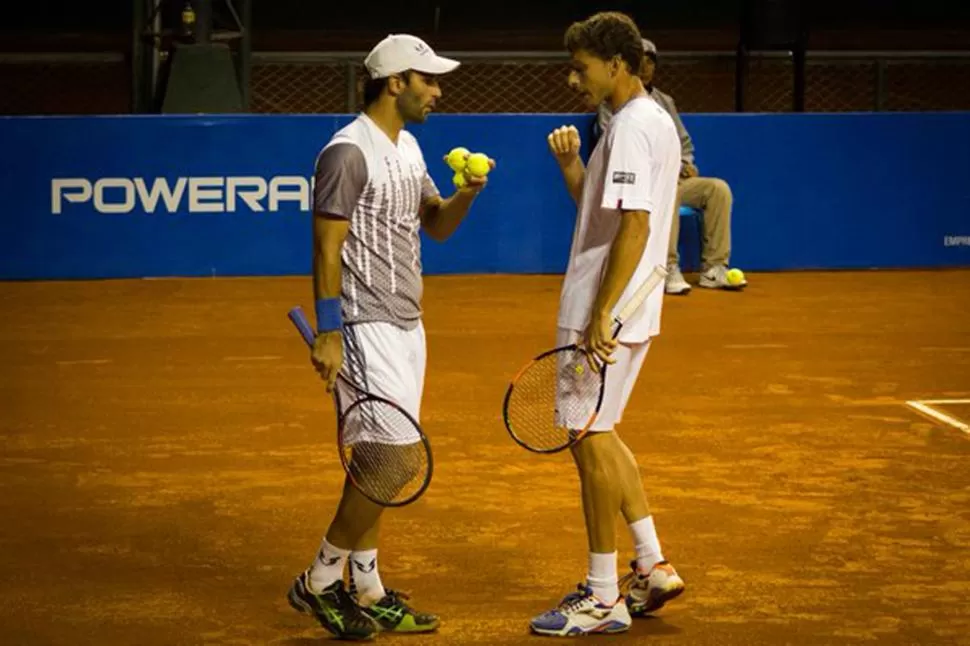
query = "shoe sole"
xmin=379 ymin=622 xmax=440 ymax=634
xmin=530 ymin=621 xmax=631 ymax=637
xmin=698 ymin=281 xmax=745 ymax=290
xmin=370 ymin=616 xmax=441 ymax=634
xmin=630 ymin=584 xmax=685 ymax=617
xmin=287 ymin=586 xmax=377 ymax=641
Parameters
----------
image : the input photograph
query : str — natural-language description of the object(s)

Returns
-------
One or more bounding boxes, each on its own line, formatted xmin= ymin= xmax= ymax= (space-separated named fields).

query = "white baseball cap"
xmin=363 ymin=34 xmax=460 ymax=79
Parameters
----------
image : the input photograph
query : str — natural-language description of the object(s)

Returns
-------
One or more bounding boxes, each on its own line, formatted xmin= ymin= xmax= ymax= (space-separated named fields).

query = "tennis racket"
xmin=502 ymin=264 xmax=668 ymax=453
xmin=288 ymin=306 xmax=433 ymax=507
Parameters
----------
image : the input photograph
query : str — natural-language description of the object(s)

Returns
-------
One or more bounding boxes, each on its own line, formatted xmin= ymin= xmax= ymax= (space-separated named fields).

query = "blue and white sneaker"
xmin=529 ymin=584 xmax=631 ymax=637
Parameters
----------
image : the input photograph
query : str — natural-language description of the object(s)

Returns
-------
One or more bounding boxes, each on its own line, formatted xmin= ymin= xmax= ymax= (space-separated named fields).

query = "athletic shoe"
xmin=621 ymin=560 xmax=685 ymax=616
xmin=359 ymin=589 xmax=440 ymax=633
xmin=287 ymin=571 xmax=377 ymax=641
xmin=529 ymin=584 xmax=631 ymax=637
xmin=666 ymin=264 xmax=692 ymax=295
xmin=699 ymin=265 xmax=746 ymax=290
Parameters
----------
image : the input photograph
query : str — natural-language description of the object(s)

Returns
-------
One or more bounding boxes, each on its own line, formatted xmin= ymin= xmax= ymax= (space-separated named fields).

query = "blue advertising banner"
xmin=0 ymin=111 xmax=967 ymax=280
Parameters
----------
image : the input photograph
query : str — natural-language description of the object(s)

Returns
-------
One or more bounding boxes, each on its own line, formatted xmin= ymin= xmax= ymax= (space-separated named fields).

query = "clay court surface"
xmin=1 ymin=269 xmax=969 ymax=645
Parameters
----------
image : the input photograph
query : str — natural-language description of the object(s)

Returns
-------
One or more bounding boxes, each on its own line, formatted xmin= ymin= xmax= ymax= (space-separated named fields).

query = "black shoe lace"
xmin=382 ymin=588 xmax=413 ymax=611
xmin=333 ymin=584 xmax=369 ymax=615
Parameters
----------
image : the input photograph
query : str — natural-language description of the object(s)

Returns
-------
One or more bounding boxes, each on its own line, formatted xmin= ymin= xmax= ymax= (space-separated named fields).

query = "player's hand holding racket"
xmin=288 ymin=307 xmax=433 ymax=507
xmin=502 ymin=264 xmax=668 ymax=454
xmin=584 ymin=310 xmax=619 ymax=368
xmin=310 ymin=330 xmax=343 ymax=392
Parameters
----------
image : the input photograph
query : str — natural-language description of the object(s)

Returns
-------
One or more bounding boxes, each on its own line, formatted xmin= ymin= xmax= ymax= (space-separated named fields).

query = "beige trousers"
xmin=668 ymin=176 xmax=733 ymax=270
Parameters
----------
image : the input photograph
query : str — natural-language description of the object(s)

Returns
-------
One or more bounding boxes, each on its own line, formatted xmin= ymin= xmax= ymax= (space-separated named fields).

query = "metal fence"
xmin=2 ymin=50 xmax=969 ymax=116
xmin=251 ymin=50 xmax=970 ymax=114
xmin=0 ymin=53 xmax=130 ymax=116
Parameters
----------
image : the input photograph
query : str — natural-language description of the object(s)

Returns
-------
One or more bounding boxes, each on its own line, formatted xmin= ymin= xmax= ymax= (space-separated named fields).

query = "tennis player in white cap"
xmin=286 ymin=34 xmax=493 ymax=641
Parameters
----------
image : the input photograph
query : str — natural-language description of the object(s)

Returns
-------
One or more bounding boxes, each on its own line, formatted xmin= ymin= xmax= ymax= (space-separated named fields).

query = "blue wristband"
xmin=315 ymin=298 xmax=343 ymax=333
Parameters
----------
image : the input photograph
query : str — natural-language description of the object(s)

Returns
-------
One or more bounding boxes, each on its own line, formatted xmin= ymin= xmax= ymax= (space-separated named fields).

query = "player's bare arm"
xmin=420 ymin=160 xmax=494 ymax=241
xmin=547 ymin=125 xmax=585 ymax=204
xmin=586 ymin=209 xmax=650 ymax=364
xmin=311 ymin=213 xmax=350 ymax=392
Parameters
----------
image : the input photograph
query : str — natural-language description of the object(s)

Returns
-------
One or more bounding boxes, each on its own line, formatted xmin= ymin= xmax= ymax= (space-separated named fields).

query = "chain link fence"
xmin=250 ymin=53 xmax=591 ymax=114
xmin=251 ymin=58 xmax=350 ymax=114
xmin=0 ymin=53 xmax=130 ymax=115
xmin=885 ymin=58 xmax=970 ymax=111
xmin=249 ymin=50 xmax=970 ymax=114
xmin=734 ymin=53 xmax=970 ymax=112
xmin=2 ymin=50 xmax=969 ymax=115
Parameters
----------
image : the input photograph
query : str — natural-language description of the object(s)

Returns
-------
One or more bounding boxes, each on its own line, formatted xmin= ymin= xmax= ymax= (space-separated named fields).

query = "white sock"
xmin=308 ymin=539 xmax=350 ymax=593
xmin=586 ymin=551 xmax=619 ymax=603
xmin=350 ymin=549 xmax=386 ymax=606
xmin=629 ymin=516 xmax=664 ymax=573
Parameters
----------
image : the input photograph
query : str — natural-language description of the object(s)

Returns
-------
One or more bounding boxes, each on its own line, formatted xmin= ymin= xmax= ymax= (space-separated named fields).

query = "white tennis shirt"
xmin=557 ymin=94 xmax=682 ymax=343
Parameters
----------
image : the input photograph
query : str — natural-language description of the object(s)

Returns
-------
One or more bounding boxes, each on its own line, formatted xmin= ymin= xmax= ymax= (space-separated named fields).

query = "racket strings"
xmin=340 ymin=399 xmax=430 ymax=505
xmin=505 ymin=347 xmax=603 ymax=452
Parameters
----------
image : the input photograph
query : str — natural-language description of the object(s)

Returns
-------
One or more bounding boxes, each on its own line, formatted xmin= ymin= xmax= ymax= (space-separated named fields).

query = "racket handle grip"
xmin=288 ymin=306 xmax=316 ymax=348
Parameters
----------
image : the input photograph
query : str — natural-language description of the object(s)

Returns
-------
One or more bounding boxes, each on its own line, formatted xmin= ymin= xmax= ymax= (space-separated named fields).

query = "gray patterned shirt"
xmin=313 ymin=114 xmax=440 ymax=330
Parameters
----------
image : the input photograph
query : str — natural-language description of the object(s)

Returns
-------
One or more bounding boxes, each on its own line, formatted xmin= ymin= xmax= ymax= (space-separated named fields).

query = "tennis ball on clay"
xmin=465 ymin=152 xmax=491 ymax=177
xmin=452 ymin=171 xmax=468 ymax=189
xmin=726 ymin=268 xmax=745 ymax=286
xmin=445 ymin=147 xmax=470 ymax=172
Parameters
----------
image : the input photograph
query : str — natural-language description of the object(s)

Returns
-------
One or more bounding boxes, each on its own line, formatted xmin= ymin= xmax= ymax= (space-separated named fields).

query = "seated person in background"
xmin=596 ymin=38 xmax=747 ymax=294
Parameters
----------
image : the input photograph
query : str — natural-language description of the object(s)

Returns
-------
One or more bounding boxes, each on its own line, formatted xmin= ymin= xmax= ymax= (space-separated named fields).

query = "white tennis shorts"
xmin=336 ymin=321 xmax=426 ymax=445
xmin=556 ymin=328 xmax=651 ymax=432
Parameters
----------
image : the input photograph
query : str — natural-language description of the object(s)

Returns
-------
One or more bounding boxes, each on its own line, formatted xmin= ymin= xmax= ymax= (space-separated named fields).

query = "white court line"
xmin=904 ymin=400 xmax=970 ymax=435
xmin=56 ymin=359 xmax=112 ymax=366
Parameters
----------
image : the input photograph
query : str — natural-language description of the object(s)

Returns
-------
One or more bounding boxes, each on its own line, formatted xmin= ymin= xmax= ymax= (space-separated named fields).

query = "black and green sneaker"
xmin=360 ymin=589 xmax=440 ymax=633
xmin=287 ymin=571 xmax=377 ymax=641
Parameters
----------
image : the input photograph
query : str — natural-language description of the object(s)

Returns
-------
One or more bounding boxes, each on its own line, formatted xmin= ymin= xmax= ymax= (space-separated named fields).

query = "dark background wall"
xmin=4 ymin=0 xmax=970 ymax=50
xmin=2 ymin=0 xmax=969 ymax=116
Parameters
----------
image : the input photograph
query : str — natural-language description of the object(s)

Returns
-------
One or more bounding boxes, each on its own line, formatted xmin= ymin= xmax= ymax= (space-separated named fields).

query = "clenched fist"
xmin=547 ymin=125 xmax=581 ymax=167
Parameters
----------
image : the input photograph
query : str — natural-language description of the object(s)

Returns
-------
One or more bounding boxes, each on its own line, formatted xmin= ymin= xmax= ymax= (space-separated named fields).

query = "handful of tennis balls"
xmin=445 ymin=147 xmax=493 ymax=189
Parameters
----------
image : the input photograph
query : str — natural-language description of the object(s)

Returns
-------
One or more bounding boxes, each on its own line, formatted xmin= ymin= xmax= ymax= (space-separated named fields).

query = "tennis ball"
xmin=452 ymin=171 xmax=467 ymax=189
xmin=445 ymin=147 xmax=469 ymax=172
xmin=726 ymin=268 xmax=745 ymax=286
xmin=465 ymin=152 xmax=491 ymax=177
